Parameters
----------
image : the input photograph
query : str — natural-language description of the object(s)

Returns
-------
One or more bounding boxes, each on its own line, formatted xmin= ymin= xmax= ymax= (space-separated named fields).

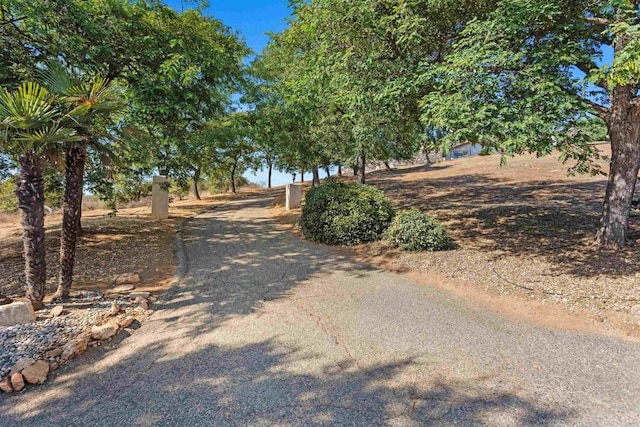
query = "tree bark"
xmin=192 ymin=168 xmax=201 ymax=200
xmin=596 ymin=84 xmax=640 ymax=248
xmin=359 ymin=149 xmax=366 ymax=184
xmin=55 ymin=143 xmax=87 ymax=300
xmin=300 ymin=169 xmax=304 ymax=183
xmin=337 ymin=165 xmax=342 ymax=177
xmin=312 ymin=166 xmax=320 ymax=187
xmin=267 ymin=161 xmax=273 ymax=189
xmin=230 ymin=160 xmax=237 ymax=193
xmin=16 ymin=151 xmax=46 ymax=305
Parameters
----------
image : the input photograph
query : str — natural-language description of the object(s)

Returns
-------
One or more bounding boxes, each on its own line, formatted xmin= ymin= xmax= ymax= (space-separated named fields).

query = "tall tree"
xmin=422 ymin=0 xmax=640 ymax=248
xmin=0 ymin=83 xmax=78 ymax=306
xmin=40 ymin=63 xmax=121 ymax=300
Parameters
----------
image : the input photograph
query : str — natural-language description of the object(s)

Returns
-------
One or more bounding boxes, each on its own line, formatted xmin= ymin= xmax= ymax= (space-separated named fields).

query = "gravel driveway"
xmin=1 ymin=192 xmax=639 ymax=426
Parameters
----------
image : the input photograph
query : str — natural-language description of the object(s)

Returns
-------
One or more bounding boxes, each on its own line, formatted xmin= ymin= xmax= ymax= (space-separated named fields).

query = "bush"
xmin=300 ymin=179 xmax=395 ymax=246
xmin=384 ymin=210 xmax=452 ymax=251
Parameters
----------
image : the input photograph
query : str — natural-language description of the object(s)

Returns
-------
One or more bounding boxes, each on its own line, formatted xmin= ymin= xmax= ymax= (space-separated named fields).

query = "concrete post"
xmin=286 ymin=184 xmax=302 ymax=210
xmin=152 ymin=175 xmax=169 ymax=219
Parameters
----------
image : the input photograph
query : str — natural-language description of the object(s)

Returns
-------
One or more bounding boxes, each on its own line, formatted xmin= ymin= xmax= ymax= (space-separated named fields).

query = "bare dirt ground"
xmin=0 ymin=192 xmax=238 ymax=300
xmin=273 ymin=145 xmax=640 ymax=336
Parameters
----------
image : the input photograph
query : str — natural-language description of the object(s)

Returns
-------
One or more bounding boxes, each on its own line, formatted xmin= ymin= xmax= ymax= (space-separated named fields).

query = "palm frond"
xmin=0 ymin=82 xmax=57 ymax=131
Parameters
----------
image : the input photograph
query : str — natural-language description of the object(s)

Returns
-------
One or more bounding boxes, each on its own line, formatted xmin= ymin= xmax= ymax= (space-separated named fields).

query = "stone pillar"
xmin=286 ymin=184 xmax=302 ymax=210
xmin=152 ymin=175 xmax=169 ymax=219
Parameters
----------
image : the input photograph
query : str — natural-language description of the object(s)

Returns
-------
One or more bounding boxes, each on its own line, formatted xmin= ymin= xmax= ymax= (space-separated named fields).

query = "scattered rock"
xmin=109 ymin=302 xmax=122 ymax=315
xmin=50 ymin=362 xmax=59 ymax=371
xmin=139 ymin=301 xmax=149 ymax=310
xmin=61 ymin=334 xmax=89 ymax=361
xmin=133 ymin=297 xmax=146 ymax=304
xmin=0 ymin=301 xmax=36 ymax=327
xmin=0 ymin=296 xmax=13 ymax=306
xmin=0 ymin=378 xmax=13 ymax=393
xmin=22 ymin=360 xmax=49 ymax=384
xmin=129 ymin=291 xmax=150 ymax=299
xmin=10 ymin=358 xmax=35 ymax=375
xmin=45 ymin=348 xmax=63 ymax=358
xmin=113 ymin=273 xmax=141 ymax=286
xmin=113 ymin=284 xmax=135 ymax=293
xmin=91 ymin=322 xmax=119 ymax=340
xmin=119 ymin=316 xmax=135 ymax=328
xmin=50 ymin=305 xmax=64 ymax=317
xmin=10 ymin=373 xmax=24 ymax=391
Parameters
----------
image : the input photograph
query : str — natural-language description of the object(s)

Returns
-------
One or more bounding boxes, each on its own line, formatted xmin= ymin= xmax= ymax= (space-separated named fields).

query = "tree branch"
xmin=583 ymin=16 xmax=613 ymax=27
xmin=587 ymin=100 xmax=610 ymax=118
xmin=575 ymin=61 xmax=608 ymax=90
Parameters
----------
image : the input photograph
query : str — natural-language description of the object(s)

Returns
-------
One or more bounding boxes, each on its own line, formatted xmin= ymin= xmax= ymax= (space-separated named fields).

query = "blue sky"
xmin=165 ymin=0 xmax=295 ymax=187
xmin=166 ymin=0 xmax=291 ymax=56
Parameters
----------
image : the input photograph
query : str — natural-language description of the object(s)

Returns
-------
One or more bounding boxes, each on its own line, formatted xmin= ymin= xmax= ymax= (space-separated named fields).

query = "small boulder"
xmin=45 ymin=347 xmax=63 ymax=358
xmin=0 ymin=301 xmax=36 ymax=327
xmin=10 ymin=357 xmax=35 ymax=375
xmin=129 ymin=291 xmax=150 ymax=299
xmin=113 ymin=273 xmax=141 ymax=286
xmin=139 ymin=301 xmax=149 ymax=310
xmin=0 ymin=378 xmax=13 ymax=393
xmin=10 ymin=373 xmax=24 ymax=392
xmin=119 ymin=316 xmax=135 ymax=328
xmin=50 ymin=362 xmax=60 ymax=371
xmin=50 ymin=305 xmax=64 ymax=317
xmin=113 ymin=284 xmax=135 ymax=293
xmin=91 ymin=322 xmax=119 ymax=340
xmin=61 ymin=334 xmax=89 ymax=361
xmin=22 ymin=360 xmax=49 ymax=384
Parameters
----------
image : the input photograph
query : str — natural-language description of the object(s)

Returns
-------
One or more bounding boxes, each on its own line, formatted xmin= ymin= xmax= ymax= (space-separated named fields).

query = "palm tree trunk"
xmin=16 ymin=151 xmax=46 ymax=306
xmin=55 ymin=143 xmax=86 ymax=300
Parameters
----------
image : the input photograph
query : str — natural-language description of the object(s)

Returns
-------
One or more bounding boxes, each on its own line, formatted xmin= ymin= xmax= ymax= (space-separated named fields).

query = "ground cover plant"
xmin=384 ymin=209 xmax=452 ymax=251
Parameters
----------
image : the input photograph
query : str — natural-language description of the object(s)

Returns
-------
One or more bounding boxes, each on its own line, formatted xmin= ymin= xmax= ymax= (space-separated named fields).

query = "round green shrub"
xmin=300 ymin=179 xmax=395 ymax=246
xmin=384 ymin=210 xmax=453 ymax=251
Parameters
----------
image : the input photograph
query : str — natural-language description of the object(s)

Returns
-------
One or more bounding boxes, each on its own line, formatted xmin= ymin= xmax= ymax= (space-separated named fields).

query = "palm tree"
xmin=40 ymin=63 xmax=121 ymax=300
xmin=0 ymin=82 xmax=78 ymax=307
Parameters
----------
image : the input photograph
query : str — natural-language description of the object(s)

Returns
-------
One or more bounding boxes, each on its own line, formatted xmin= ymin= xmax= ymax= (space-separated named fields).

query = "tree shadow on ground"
xmin=372 ymin=170 xmax=640 ymax=279
xmin=0 ymin=193 xmax=571 ymax=426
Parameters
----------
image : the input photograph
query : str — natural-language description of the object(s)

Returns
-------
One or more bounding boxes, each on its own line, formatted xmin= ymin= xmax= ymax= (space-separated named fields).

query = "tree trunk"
xmin=268 ymin=162 xmax=273 ymax=189
xmin=337 ymin=165 xmax=342 ymax=177
xmin=384 ymin=161 xmax=393 ymax=173
xmin=324 ymin=165 xmax=331 ymax=178
xmin=192 ymin=168 xmax=201 ymax=200
xmin=359 ymin=149 xmax=366 ymax=184
xmin=596 ymin=85 xmax=640 ymax=248
xmin=312 ymin=166 xmax=320 ymax=187
xmin=300 ymin=169 xmax=304 ymax=183
xmin=353 ymin=163 xmax=359 ymax=176
xmin=230 ymin=160 xmax=237 ymax=193
xmin=55 ymin=143 xmax=86 ymax=300
xmin=16 ymin=151 xmax=46 ymax=305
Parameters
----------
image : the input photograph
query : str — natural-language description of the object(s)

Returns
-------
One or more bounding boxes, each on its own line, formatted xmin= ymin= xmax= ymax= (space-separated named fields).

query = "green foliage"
xmin=0 ymin=178 xmax=17 ymax=213
xmin=300 ymin=179 xmax=395 ymax=246
xmin=384 ymin=210 xmax=452 ymax=252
